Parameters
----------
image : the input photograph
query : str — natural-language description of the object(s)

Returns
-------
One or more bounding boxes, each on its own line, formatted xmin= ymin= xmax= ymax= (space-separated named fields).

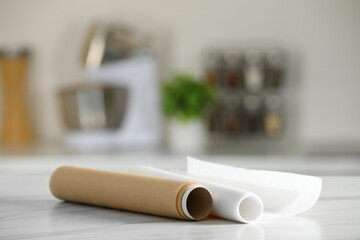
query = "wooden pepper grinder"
xmin=0 ymin=49 xmax=33 ymax=145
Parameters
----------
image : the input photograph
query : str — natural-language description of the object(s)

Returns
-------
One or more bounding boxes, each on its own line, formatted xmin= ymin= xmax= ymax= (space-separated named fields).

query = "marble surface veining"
xmin=0 ymin=154 xmax=360 ymax=239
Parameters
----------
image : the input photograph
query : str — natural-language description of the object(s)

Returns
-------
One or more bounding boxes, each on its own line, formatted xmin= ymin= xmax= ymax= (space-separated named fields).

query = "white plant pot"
xmin=167 ymin=119 xmax=206 ymax=154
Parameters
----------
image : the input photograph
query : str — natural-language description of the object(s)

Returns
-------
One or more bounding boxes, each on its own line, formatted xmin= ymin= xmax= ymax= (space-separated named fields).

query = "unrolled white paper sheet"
xmin=187 ymin=156 xmax=322 ymax=218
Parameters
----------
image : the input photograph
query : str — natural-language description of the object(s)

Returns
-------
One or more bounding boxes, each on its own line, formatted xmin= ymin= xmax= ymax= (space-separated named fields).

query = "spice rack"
xmin=204 ymin=48 xmax=285 ymax=139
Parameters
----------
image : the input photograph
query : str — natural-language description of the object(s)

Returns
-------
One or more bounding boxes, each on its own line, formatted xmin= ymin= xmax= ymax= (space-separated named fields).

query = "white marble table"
xmin=1 ymin=153 xmax=360 ymax=239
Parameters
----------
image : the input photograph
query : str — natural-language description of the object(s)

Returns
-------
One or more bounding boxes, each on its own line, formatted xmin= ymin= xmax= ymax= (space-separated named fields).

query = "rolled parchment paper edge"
xmin=49 ymin=166 xmax=213 ymax=221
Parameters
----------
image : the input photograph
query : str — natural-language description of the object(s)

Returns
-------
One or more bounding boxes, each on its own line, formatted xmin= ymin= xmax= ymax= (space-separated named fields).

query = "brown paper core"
xmin=185 ymin=187 xmax=213 ymax=220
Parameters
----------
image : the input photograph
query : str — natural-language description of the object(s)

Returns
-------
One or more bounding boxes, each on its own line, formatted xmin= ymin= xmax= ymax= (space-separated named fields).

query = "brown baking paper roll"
xmin=49 ymin=166 xmax=213 ymax=220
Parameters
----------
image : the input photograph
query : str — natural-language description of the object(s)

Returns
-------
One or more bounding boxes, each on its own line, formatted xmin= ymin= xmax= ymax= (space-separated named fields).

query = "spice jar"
xmin=244 ymin=49 xmax=264 ymax=92
xmin=204 ymin=50 xmax=221 ymax=87
xmin=222 ymin=94 xmax=241 ymax=136
xmin=243 ymin=94 xmax=263 ymax=135
xmin=223 ymin=50 xmax=242 ymax=89
xmin=265 ymin=49 xmax=284 ymax=88
xmin=264 ymin=94 xmax=283 ymax=137
xmin=0 ymin=49 xmax=33 ymax=145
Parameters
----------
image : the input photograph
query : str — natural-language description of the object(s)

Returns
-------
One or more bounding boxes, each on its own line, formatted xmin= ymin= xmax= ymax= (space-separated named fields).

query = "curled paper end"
xmin=187 ymin=156 xmax=322 ymax=217
xmin=238 ymin=194 xmax=264 ymax=223
xmin=182 ymin=186 xmax=213 ymax=220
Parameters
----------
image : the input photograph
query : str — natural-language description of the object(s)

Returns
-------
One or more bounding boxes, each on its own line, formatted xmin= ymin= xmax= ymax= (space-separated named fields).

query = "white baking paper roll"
xmin=128 ymin=166 xmax=263 ymax=223
xmin=187 ymin=156 xmax=322 ymax=217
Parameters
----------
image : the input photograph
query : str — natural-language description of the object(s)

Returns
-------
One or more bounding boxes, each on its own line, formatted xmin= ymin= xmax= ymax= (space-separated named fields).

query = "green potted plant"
xmin=162 ymin=73 xmax=214 ymax=153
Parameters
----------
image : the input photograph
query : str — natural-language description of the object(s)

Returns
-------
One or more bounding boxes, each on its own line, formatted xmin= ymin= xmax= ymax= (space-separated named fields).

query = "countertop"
xmin=1 ymin=153 xmax=360 ymax=239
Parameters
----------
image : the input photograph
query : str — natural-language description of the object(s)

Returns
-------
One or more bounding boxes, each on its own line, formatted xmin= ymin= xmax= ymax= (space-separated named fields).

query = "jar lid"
xmin=0 ymin=48 xmax=30 ymax=58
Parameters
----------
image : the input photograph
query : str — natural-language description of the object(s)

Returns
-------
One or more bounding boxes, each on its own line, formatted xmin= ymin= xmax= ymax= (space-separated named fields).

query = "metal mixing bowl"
xmin=59 ymin=83 xmax=128 ymax=130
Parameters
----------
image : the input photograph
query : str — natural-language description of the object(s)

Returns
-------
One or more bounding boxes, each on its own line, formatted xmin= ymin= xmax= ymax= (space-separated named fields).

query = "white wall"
xmin=0 ymin=0 xmax=359 ymax=146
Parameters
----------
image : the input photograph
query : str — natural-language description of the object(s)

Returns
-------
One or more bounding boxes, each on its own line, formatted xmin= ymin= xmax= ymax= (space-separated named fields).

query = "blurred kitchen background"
xmin=0 ymin=0 xmax=359 ymax=156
